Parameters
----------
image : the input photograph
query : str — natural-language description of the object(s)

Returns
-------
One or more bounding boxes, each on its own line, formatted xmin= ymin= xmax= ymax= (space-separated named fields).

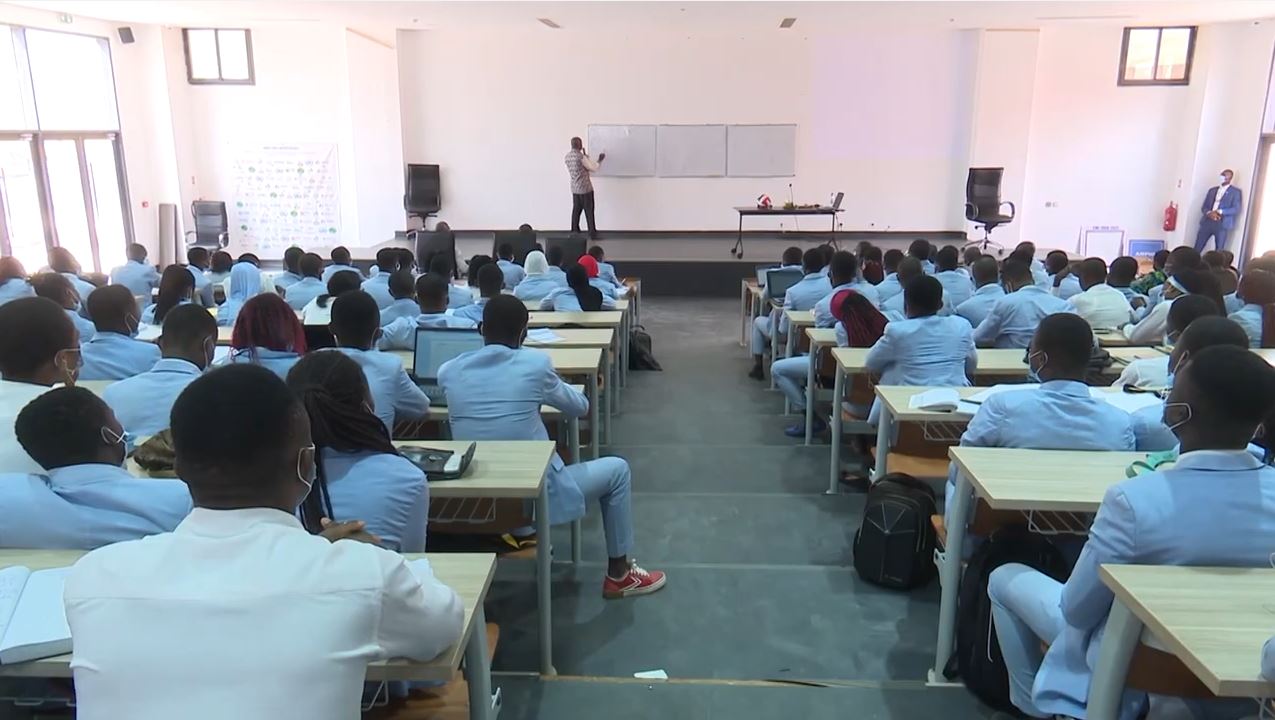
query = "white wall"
xmin=398 ymin=28 xmax=977 ymax=232
xmin=345 ymin=29 xmax=406 ymax=247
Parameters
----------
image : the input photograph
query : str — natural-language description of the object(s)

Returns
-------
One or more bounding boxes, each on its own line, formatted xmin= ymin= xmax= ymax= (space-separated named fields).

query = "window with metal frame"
xmin=1118 ymin=26 xmax=1196 ymax=86
xmin=183 ymin=28 xmax=254 ymax=85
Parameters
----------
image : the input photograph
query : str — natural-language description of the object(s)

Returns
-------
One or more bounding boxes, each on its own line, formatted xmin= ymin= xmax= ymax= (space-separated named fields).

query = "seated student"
xmin=0 ymin=256 xmax=33 ymax=306
xmin=907 ymin=239 xmax=935 ymax=274
xmin=424 ymin=253 xmax=473 ymax=309
xmin=1130 ymin=248 xmax=1170 ymax=295
xmin=960 ymin=246 xmax=982 ymax=279
xmin=274 ymin=246 xmax=305 ymax=291
xmin=760 ymin=246 xmax=804 ymax=305
xmin=216 ymin=262 xmax=263 ymax=327
xmin=0 ymin=298 xmax=81 ymax=473
xmin=48 ymin=246 xmax=97 ymax=316
xmin=860 ymin=245 xmax=885 ymax=284
xmin=987 ymin=345 xmax=1275 ymax=720
xmin=104 ymin=305 xmax=218 ymax=436
xmin=328 ymin=291 xmax=429 ymax=434
xmin=466 ymin=254 xmax=494 ymax=294
xmin=455 ymin=263 xmax=505 ymax=323
xmin=1068 ymin=257 xmax=1135 ymax=330
xmin=955 ymin=256 xmax=1004 ymax=327
xmin=588 ymin=245 xmax=624 ymax=288
xmin=1111 ymin=294 xmax=1220 ymax=389
xmin=1105 ymin=256 xmax=1145 ymax=304
xmin=109 ymin=243 xmax=160 ymax=304
xmin=379 ymin=274 xmax=477 ymax=350
xmin=236 ymin=253 xmax=262 ymax=267
xmin=577 ymin=254 xmax=627 ymax=299
xmin=440 ymin=296 xmax=666 ymax=595
xmin=1122 ymin=267 xmax=1220 ymax=344
xmin=377 ymin=269 xmax=419 ymax=326
xmin=5 ymin=387 xmax=191 ymax=548
xmin=542 ymin=263 xmax=616 ymax=312
xmin=1229 ymin=268 xmax=1275 ymax=348
xmin=932 ymin=245 xmax=973 ymax=308
xmin=1011 ymin=241 xmax=1050 ymax=288
xmin=881 ymin=258 xmax=950 ymax=321
xmin=1146 ymin=246 xmax=1203 ymax=309
xmin=514 ymin=250 xmax=565 ymax=302
xmin=80 ymin=286 xmax=161 ymax=381
xmin=749 ymin=248 xmax=831 ymax=380
xmin=31 ymin=271 xmax=95 ymax=343
xmin=206 ymin=249 xmax=233 ymax=286
xmin=875 ymin=249 xmax=907 ymax=303
xmin=322 ymin=245 xmax=363 ymax=282
xmin=395 ymin=247 xmax=416 ymax=275
xmin=973 ymin=259 xmax=1075 ymax=349
xmin=866 ymin=275 xmax=976 ymax=422
xmin=301 ymin=269 xmax=362 ymax=326
xmin=813 ymin=252 xmax=876 ymax=327
xmin=360 ymin=248 xmax=400 ymax=310
xmin=282 ymin=253 xmax=326 ymax=312
xmin=496 ymin=243 xmax=526 ymax=289
xmin=64 ymin=364 xmax=463 ymax=719
xmin=286 ymin=351 xmax=427 ymax=552
xmin=946 ymin=313 xmax=1136 ymax=523
xmin=141 ymin=265 xmax=196 ymax=326
xmin=1044 ymin=250 xmax=1082 ymax=299
xmin=225 ymin=294 xmax=307 ymax=378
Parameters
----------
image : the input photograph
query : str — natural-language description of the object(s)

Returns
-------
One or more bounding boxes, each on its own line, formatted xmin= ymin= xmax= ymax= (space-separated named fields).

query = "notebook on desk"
xmin=412 ymin=328 xmax=483 ymax=406
xmin=0 ymin=566 xmax=71 ymax=665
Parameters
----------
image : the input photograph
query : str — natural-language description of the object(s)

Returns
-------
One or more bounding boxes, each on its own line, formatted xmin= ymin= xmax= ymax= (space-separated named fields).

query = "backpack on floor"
xmin=628 ymin=325 xmax=662 ymax=371
xmin=852 ymin=473 xmax=938 ymax=590
xmin=944 ymin=525 xmax=1070 ymax=713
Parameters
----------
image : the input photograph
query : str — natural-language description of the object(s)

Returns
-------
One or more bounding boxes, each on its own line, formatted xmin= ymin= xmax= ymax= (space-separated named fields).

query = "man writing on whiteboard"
xmin=565 ymin=137 xmax=605 ymax=240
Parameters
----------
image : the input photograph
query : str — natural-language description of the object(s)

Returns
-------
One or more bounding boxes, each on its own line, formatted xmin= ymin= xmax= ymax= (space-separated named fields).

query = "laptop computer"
xmin=412 ymin=327 xmax=484 ymax=406
xmin=755 ymin=265 xmax=778 ymax=288
xmin=765 ymin=268 xmax=803 ymax=302
xmin=831 ymin=192 xmax=844 ymax=211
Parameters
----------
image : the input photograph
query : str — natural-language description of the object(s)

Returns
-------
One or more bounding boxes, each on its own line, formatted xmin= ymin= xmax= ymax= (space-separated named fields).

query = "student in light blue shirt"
xmin=109 ymin=244 xmax=160 ymax=305
xmin=277 ymin=252 xmax=324 ymax=312
xmin=223 ymin=293 xmax=305 ymax=378
xmin=1228 ymin=268 xmax=1273 ymax=348
xmin=185 ymin=247 xmax=216 ymax=308
xmin=542 ymin=263 xmax=617 ymax=312
xmin=866 ymin=275 xmax=977 ymax=423
xmin=1044 ymin=250 xmax=1082 ymax=300
xmin=955 ymin=256 xmax=1004 ymax=327
xmin=322 ymin=245 xmax=363 ymax=283
xmin=0 ymin=257 xmax=33 ymax=307
xmin=438 ymin=295 xmax=667 ymax=597
xmin=758 ymin=246 xmax=804 ymax=305
xmin=31 ymin=272 xmax=95 ymax=344
xmin=379 ymin=274 xmax=477 ymax=350
xmin=140 ymin=265 xmax=195 ymax=326
xmin=495 ymin=243 xmax=526 ymax=289
xmin=875 ymin=249 xmax=906 ymax=304
xmin=933 ymin=245 xmax=974 ymax=308
xmin=377 ymin=269 xmax=419 ymax=326
xmin=327 ymin=290 xmax=430 ymax=435
xmin=587 ymin=245 xmax=624 ymax=288
xmin=906 ymin=239 xmax=935 ymax=275
xmin=579 ymin=255 xmax=625 ymax=299
xmin=47 ymin=247 xmax=97 ymax=318
xmin=217 ymin=262 xmax=263 ymax=328
xmin=2 ymin=386 xmax=191 ymax=549
xmin=946 ymin=313 xmax=1136 ymax=528
xmin=749 ymin=248 xmax=831 ymax=379
xmin=1105 ymin=255 xmax=1150 ymax=314
xmin=80 ymin=286 xmax=161 ymax=381
xmin=973 ymin=259 xmax=1075 ymax=348
xmin=425 ymin=252 xmax=474 ymax=309
xmin=987 ymin=345 xmax=1275 ymax=720
xmin=812 ymin=252 xmax=875 ymax=327
xmin=881 ymin=258 xmax=953 ymax=321
xmin=360 ymin=248 xmax=400 ymax=310
xmin=274 ymin=247 xmax=305 ymax=291
xmin=542 ymin=246 xmax=570 ymax=286
xmin=103 ymin=304 xmax=216 ymax=436
xmin=513 ymin=250 xmax=566 ymax=303
xmin=455 ymin=263 xmax=503 ymax=323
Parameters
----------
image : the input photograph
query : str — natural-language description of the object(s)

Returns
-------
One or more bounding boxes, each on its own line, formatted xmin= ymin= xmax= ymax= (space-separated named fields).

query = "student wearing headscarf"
xmin=512 ymin=250 xmax=564 ymax=302
xmin=216 ymin=262 xmax=263 ymax=328
xmin=1121 ymin=267 xmax=1221 ymax=345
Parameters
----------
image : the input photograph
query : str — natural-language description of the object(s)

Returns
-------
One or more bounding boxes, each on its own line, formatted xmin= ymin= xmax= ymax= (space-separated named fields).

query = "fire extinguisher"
xmin=1163 ymin=201 xmax=1178 ymax=232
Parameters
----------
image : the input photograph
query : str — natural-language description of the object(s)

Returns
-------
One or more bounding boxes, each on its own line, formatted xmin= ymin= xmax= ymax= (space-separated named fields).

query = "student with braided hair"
xmin=286 ymin=350 xmax=428 ymax=553
xmin=225 ymin=293 xmax=307 ymax=378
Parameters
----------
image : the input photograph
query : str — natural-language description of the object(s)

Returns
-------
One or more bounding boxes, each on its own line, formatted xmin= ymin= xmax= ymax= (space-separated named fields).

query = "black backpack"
xmin=944 ymin=525 xmax=1070 ymax=713
xmin=628 ymin=325 xmax=662 ymax=371
xmin=852 ymin=473 xmax=938 ymax=590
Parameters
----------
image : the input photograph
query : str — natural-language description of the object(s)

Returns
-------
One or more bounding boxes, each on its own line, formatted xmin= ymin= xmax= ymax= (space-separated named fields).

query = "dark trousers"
xmin=1194 ymin=219 xmax=1229 ymax=252
xmin=571 ymin=191 xmax=597 ymax=238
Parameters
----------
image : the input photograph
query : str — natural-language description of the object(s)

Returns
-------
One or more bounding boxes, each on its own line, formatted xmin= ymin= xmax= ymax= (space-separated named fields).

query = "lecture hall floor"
xmin=485 ymin=297 xmax=996 ymax=719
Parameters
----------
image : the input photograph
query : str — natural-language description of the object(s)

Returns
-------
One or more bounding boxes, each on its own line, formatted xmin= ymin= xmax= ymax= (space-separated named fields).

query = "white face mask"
xmin=1162 ymin=402 xmax=1192 ymax=433
xmin=1220 ymin=174 xmax=1230 ymax=185
xmin=296 ymin=444 xmax=316 ymax=491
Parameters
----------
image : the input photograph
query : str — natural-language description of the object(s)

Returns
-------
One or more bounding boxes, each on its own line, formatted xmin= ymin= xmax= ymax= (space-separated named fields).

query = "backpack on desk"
xmin=852 ymin=473 xmax=937 ymax=590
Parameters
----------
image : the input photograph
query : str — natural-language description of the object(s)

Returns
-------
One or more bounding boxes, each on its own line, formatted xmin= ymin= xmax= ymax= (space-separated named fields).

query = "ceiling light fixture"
xmin=538 ymin=18 xmax=561 ymax=29
xmin=779 ymin=17 xmax=797 ymax=29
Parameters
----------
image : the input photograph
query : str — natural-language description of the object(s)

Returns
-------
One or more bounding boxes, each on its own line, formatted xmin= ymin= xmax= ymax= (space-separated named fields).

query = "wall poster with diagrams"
xmin=232 ymin=143 xmax=341 ymax=252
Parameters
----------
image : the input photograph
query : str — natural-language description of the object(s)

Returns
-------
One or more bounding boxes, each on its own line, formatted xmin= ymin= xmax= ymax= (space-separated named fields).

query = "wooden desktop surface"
xmin=392 ymin=440 xmax=554 ymax=499
xmin=393 ymin=347 xmax=602 ymax=375
xmin=949 ymin=447 xmax=1144 ymax=512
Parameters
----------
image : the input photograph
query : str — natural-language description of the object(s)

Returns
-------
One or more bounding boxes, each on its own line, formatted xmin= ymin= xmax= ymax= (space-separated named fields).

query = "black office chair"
xmin=964 ymin=168 xmax=1015 ymax=252
xmin=184 ymin=201 xmax=229 ymax=249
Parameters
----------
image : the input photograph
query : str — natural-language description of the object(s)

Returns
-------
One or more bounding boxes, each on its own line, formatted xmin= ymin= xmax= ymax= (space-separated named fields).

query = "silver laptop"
xmin=755 ymin=265 xmax=778 ymax=288
xmin=832 ymin=191 xmax=844 ymax=211
xmin=412 ymin=327 xmax=484 ymax=406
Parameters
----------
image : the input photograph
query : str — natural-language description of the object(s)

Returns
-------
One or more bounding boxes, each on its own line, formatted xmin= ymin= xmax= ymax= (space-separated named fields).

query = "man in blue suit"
xmin=1195 ymin=169 xmax=1242 ymax=252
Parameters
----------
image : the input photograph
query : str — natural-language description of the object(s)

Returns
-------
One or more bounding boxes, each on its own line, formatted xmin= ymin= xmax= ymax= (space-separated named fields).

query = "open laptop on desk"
xmin=412 ymin=328 xmax=484 ymax=406
xmin=765 ymin=268 xmax=803 ymax=303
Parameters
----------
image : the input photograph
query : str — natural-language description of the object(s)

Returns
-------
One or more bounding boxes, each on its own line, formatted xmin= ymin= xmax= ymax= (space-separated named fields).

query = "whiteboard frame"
xmin=656 ymin=124 xmax=727 ymax=178
xmin=726 ymin=124 xmax=797 ymax=178
xmin=586 ymin=124 xmax=657 ymax=177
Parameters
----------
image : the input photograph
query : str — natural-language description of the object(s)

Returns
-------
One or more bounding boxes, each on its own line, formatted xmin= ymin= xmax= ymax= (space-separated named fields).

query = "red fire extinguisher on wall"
xmin=1163 ymin=201 xmax=1178 ymax=232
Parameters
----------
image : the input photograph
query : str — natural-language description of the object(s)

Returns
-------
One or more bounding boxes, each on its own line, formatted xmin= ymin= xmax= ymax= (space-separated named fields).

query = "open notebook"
xmin=0 ymin=566 xmax=71 ymax=665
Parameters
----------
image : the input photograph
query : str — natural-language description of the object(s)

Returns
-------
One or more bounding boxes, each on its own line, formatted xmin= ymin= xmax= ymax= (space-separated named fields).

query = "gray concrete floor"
xmin=484 ymin=297 xmax=996 ymax=718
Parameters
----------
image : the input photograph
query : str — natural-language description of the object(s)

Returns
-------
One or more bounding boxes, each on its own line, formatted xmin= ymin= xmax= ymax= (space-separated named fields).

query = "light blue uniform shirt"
xmin=544 ymin=266 xmax=568 ymax=284
xmin=779 ymin=273 xmax=833 ymax=333
xmin=378 ymin=312 xmax=477 ymax=351
xmin=216 ymin=263 xmax=262 ymax=327
xmin=920 ymin=259 xmax=936 ymax=274
xmin=273 ymin=271 xmax=304 ymax=291
xmin=513 ymin=275 xmax=565 ymax=302
xmin=589 ymin=277 xmax=620 ymax=299
xmin=109 ymin=260 xmax=160 ymax=304
xmin=497 ymin=259 xmax=526 ymax=289
xmin=140 ymin=299 xmax=192 ymax=326
xmin=597 ymin=261 xmax=623 ymax=287
xmin=102 ymin=358 xmax=202 ymax=436
xmin=1048 ymin=273 xmax=1083 ymax=300
xmin=186 ymin=266 xmax=214 ymax=307
xmin=225 ymin=347 xmax=301 ymax=378
xmin=283 ymin=277 xmax=326 ymax=311
xmin=439 ymin=344 xmax=591 ymax=524
xmin=452 ymin=298 xmax=490 ymax=324
xmin=63 ymin=272 xmax=97 ymax=317
xmin=875 ymin=272 xmax=902 ymax=304
xmin=813 ymin=282 xmax=859 ymax=328
xmin=865 ymin=315 xmax=976 ymax=388
xmin=67 ymin=308 xmax=96 ymax=344
xmin=331 ymin=347 xmax=429 ymax=432
xmin=881 ymin=288 xmax=954 ymax=322
xmin=1230 ymin=303 xmax=1263 ymax=348
xmin=0 ymin=463 xmax=191 ymax=549
xmin=321 ymin=263 xmax=363 ymax=283
xmin=0 ymin=278 xmax=33 ymax=306
xmin=447 ymin=284 xmax=474 ymax=309
xmin=954 ymin=284 xmax=1005 ymax=327
xmin=379 ymin=298 xmax=420 ymax=327
xmin=320 ymin=448 xmax=428 ymax=553
xmin=934 ymin=270 xmax=974 ymax=308
xmin=541 ymin=287 xmax=616 ymax=312
xmin=1030 ymin=451 xmax=1275 ymax=719
xmin=973 ymin=286 xmax=1075 ymax=349
xmin=360 ymin=274 xmax=395 ymax=310
xmin=1223 ymin=292 xmax=1243 ymax=315
xmin=80 ymin=332 xmax=161 ymax=381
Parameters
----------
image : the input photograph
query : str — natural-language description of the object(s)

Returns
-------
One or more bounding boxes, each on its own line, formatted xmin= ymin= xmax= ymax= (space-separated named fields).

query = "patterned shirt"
xmin=565 ymin=149 xmax=598 ymax=194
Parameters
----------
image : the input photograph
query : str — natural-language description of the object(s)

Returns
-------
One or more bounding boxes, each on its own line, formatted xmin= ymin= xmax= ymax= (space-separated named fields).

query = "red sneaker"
xmin=602 ymin=561 xmax=667 ymax=599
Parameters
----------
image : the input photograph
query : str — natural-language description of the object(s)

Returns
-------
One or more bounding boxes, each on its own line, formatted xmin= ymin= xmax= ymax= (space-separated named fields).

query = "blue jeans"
xmin=1194 ymin=221 xmax=1229 ymax=252
xmin=987 ymin=563 xmax=1066 ymax=718
xmin=772 ymin=355 xmax=808 ymax=409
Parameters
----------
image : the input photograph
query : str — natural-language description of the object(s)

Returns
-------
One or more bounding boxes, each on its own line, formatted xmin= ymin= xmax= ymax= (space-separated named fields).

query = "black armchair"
xmin=184 ymin=201 xmax=229 ymax=249
xmin=964 ymin=168 xmax=1016 ymax=250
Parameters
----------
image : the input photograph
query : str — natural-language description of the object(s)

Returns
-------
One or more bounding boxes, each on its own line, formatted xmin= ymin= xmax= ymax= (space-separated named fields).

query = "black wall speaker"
xmin=117 ymin=27 xmax=135 ymax=44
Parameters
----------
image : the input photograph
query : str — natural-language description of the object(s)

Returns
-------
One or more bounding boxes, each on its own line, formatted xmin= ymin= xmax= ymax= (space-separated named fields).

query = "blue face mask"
xmin=1026 ymin=350 xmax=1047 ymax=383
xmin=101 ymin=426 xmax=135 ymax=465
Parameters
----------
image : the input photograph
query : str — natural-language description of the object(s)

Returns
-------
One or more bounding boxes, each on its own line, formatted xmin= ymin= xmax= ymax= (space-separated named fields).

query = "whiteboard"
xmin=727 ymin=124 xmax=797 ymax=177
xmin=657 ymin=124 xmax=726 ymax=177
xmin=586 ymin=125 xmax=656 ymax=177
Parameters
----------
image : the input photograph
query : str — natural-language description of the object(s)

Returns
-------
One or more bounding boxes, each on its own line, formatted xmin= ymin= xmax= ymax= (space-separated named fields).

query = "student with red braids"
xmin=225 ymin=293 xmax=307 ymax=378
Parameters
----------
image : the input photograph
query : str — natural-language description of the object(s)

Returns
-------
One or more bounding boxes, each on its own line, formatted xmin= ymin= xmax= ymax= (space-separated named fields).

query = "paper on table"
xmin=966 ymin=384 xmax=1039 ymax=403
xmin=1091 ymin=388 xmax=1163 ymax=414
xmin=954 ymin=401 xmax=983 ymax=416
xmin=907 ymin=388 xmax=961 ymax=412
xmin=136 ymin=325 xmax=161 ymax=342
xmin=526 ymin=328 xmax=563 ymax=343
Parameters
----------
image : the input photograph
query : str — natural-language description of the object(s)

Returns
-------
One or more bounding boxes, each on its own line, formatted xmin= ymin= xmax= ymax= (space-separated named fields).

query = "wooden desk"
xmin=801 ymin=327 xmax=839 ymax=445
xmin=778 ymin=310 xmax=816 ymax=395
xmin=1089 ymin=565 xmax=1275 ymax=718
xmin=740 ymin=280 xmax=762 ymax=348
xmin=528 ymin=310 xmax=626 ymax=391
xmin=0 ymin=549 xmax=500 ymax=719
xmin=527 ymin=329 xmax=616 ymax=446
xmin=932 ymin=448 xmax=1143 ymax=685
